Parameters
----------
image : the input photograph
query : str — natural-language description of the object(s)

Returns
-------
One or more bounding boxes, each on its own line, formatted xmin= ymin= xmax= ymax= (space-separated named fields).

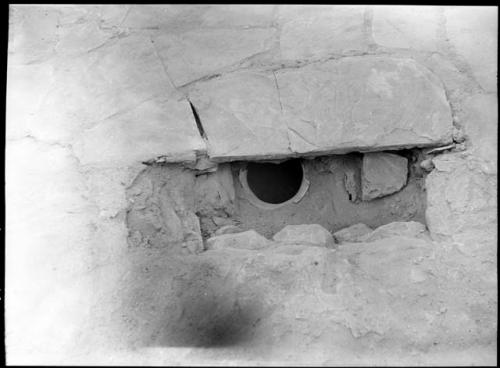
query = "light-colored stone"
xmin=372 ymin=6 xmax=441 ymax=51
xmin=214 ymin=225 xmax=242 ymax=236
xmin=199 ymin=5 xmax=276 ymax=28
xmin=445 ymin=6 xmax=498 ymax=93
xmin=273 ymin=224 xmax=336 ymax=248
xmin=120 ymin=236 xmax=497 ymax=365
xmin=278 ymin=5 xmax=368 ymax=60
xmin=206 ymin=230 xmax=271 ymax=250
xmin=72 ymin=97 xmax=206 ymax=167
xmin=153 ymin=28 xmax=276 ymax=87
xmin=277 ymin=56 xmax=453 ymax=156
xmin=420 ymin=158 xmax=435 ymax=172
xmin=361 ymin=153 xmax=408 ymax=200
xmin=359 ymin=221 xmax=428 ymax=242
xmin=190 ymin=56 xmax=453 ymax=162
xmin=461 ymin=94 xmax=498 ymax=170
xmin=425 ymin=153 xmax=497 ymax=259
xmin=188 ymin=71 xmax=290 ymax=161
xmin=333 ymin=223 xmax=373 ymax=243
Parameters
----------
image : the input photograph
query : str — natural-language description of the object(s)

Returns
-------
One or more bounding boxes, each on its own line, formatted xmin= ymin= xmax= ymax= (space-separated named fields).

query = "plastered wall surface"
xmin=6 ymin=5 xmax=498 ymax=365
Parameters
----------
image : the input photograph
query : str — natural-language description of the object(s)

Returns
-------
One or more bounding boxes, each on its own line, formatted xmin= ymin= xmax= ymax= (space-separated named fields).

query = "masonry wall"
xmin=6 ymin=5 xmax=497 ymax=365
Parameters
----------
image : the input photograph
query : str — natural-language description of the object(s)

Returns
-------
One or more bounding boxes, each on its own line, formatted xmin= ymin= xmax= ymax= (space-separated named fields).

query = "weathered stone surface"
xmin=126 ymin=166 xmax=203 ymax=254
xmin=278 ymin=5 xmax=368 ymax=60
xmin=189 ymin=56 xmax=453 ymax=161
xmin=361 ymin=153 xmax=408 ymax=200
xmin=199 ymin=5 xmax=276 ymax=29
xmin=214 ymin=225 xmax=242 ymax=236
xmin=153 ymin=28 xmax=276 ymax=87
xmin=372 ymin=6 xmax=441 ymax=51
xmin=277 ymin=57 xmax=453 ymax=155
xmin=333 ymin=223 xmax=372 ymax=243
xmin=114 ymin=235 xmax=497 ymax=365
xmin=187 ymin=71 xmax=290 ymax=161
xmin=359 ymin=221 xmax=428 ymax=242
xmin=273 ymin=224 xmax=336 ymax=248
xmin=461 ymin=94 xmax=498 ymax=170
xmin=206 ymin=230 xmax=271 ymax=251
xmin=72 ymin=97 xmax=206 ymax=167
xmin=425 ymin=153 xmax=497 ymax=259
xmin=445 ymin=6 xmax=497 ymax=93
xmin=6 ymin=5 xmax=497 ymax=366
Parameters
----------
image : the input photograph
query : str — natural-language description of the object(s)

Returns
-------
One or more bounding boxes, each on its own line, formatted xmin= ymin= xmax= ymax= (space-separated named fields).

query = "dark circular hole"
xmin=246 ymin=159 xmax=304 ymax=205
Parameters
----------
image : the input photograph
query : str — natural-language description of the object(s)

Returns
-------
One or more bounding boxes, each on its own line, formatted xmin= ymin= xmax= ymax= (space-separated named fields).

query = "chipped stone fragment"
xmin=420 ymin=159 xmax=435 ymax=172
xmin=206 ymin=230 xmax=272 ymax=251
xmin=273 ymin=224 xmax=336 ymax=249
xmin=214 ymin=225 xmax=242 ymax=236
xmin=359 ymin=221 xmax=428 ymax=242
xmin=333 ymin=223 xmax=373 ymax=243
xmin=361 ymin=153 xmax=408 ymax=201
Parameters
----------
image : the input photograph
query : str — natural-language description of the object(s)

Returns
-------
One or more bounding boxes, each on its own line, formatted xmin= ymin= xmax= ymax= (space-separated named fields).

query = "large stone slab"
xmin=277 ymin=56 xmax=453 ymax=155
xmin=187 ymin=71 xmax=291 ymax=161
xmin=189 ymin=56 xmax=453 ymax=162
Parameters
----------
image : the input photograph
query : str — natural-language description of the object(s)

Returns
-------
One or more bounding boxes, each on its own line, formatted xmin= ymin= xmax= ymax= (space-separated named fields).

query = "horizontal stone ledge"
xmin=188 ymin=56 xmax=454 ymax=163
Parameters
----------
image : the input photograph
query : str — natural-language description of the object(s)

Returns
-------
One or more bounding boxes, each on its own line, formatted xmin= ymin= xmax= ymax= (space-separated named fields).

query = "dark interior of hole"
xmin=246 ymin=159 xmax=303 ymax=204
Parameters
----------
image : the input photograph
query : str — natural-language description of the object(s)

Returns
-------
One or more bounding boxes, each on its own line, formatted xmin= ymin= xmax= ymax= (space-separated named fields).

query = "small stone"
xmin=452 ymin=127 xmax=466 ymax=143
xmin=212 ymin=216 xmax=234 ymax=226
xmin=214 ymin=225 xmax=242 ymax=236
xmin=420 ymin=159 xmax=435 ymax=172
xmin=359 ymin=221 xmax=428 ymax=242
xmin=333 ymin=223 xmax=373 ymax=243
xmin=206 ymin=230 xmax=271 ymax=251
xmin=273 ymin=224 xmax=336 ymax=249
xmin=361 ymin=153 xmax=408 ymax=201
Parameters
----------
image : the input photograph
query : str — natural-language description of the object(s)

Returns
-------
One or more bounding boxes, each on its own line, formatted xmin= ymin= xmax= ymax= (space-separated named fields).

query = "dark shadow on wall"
xmin=119 ymin=252 xmax=263 ymax=349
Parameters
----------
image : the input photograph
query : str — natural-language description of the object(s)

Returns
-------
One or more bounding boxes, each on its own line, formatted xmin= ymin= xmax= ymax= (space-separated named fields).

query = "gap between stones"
xmin=188 ymin=101 xmax=207 ymax=140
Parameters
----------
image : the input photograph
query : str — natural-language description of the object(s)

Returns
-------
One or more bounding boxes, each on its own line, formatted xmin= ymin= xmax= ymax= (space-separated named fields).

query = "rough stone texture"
xmin=100 ymin=235 xmax=497 ymax=366
xmin=126 ymin=166 xmax=204 ymax=255
xmin=359 ymin=221 xmax=428 ymax=242
xmin=361 ymin=152 xmax=408 ymax=201
xmin=189 ymin=56 xmax=454 ymax=161
xmin=425 ymin=153 xmax=497 ymax=260
xmin=214 ymin=225 xmax=242 ymax=236
xmin=206 ymin=230 xmax=272 ymax=251
xmin=187 ymin=71 xmax=290 ymax=161
xmin=193 ymin=164 xmax=238 ymax=238
xmin=6 ymin=4 xmax=497 ymax=366
xmin=276 ymin=57 xmax=453 ymax=156
xmin=153 ymin=28 xmax=276 ymax=87
xmin=73 ymin=97 xmax=206 ymax=166
xmin=460 ymin=94 xmax=498 ymax=169
xmin=272 ymin=224 xmax=336 ymax=248
xmin=333 ymin=223 xmax=373 ymax=243
xmin=445 ymin=6 xmax=498 ymax=93
xmin=278 ymin=5 xmax=368 ymax=60
xmin=372 ymin=6 xmax=441 ymax=51
xmin=235 ymin=154 xmax=427 ymax=239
